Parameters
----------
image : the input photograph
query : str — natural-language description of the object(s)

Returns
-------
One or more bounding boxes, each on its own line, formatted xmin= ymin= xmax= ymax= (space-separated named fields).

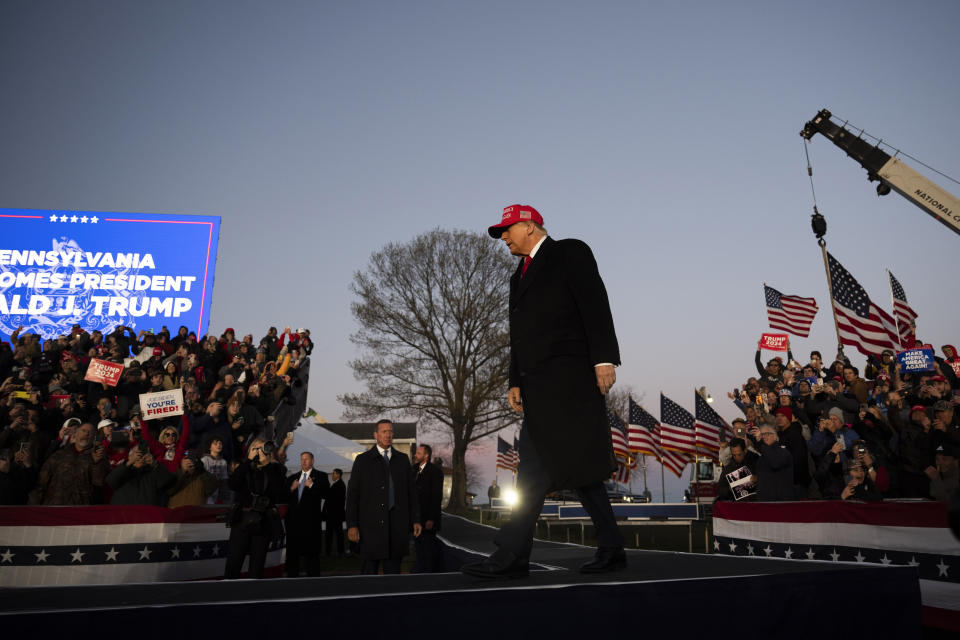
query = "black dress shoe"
xmin=580 ymin=547 xmax=627 ymax=574
xmin=461 ymin=549 xmax=529 ymax=579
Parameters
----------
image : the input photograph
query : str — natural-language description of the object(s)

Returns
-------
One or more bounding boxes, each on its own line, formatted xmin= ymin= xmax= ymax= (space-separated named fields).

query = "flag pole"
xmin=886 ymin=268 xmax=904 ymax=349
xmin=659 ymin=391 xmax=666 ymax=503
xmin=817 ymin=236 xmax=845 ymax=358
xmin=660 ymin=454 xmax=665 ymax=503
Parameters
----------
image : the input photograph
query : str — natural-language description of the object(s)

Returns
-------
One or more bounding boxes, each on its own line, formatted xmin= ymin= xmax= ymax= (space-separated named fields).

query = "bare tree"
xmin=339 ymin=229 xmax=520 ymax=509
xmin=605 ymin=386 xmax=644 ymax=420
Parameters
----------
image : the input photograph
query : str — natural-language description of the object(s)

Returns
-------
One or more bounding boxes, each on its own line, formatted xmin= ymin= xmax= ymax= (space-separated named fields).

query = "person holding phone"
xmin=809 ymin=407 xmax=859 ymax=466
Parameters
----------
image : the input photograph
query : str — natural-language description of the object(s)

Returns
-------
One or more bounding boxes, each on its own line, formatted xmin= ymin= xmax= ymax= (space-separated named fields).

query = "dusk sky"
xmin=2 ymin=1 xmax=958 ymax=499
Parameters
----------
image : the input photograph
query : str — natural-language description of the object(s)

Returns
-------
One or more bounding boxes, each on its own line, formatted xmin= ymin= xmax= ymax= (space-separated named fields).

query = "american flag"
xmin=827 ymin=253 xmax=900 ymax=357
xmin=764 ymin=285 xmax=818 ymax=338
xmin=607 ymin=407 xmax=630 ymax=460
xmin=888 ymin=270 xmax=917 ymax=348
xmin=496 ymin=436 xmax=516 ymax=471
xmin=628 ymin=397 xmax=662 ymax=457
xmin=694 ymin=391 xmax=728 ymax=457
xmin=614 ymin=459 xmax=631 ymax=484
xmin=660 ymin=449 xmax=691 ymax=478
xmin=627 ymin=398 xmax=690 ymax=477
xmin=660 ymin=393 xmax=697 ymax=455
xmin=512 ymin=434 xmax=521 ymax=469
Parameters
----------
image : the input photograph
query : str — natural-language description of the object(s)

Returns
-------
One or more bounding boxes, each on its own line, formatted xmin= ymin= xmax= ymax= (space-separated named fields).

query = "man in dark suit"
xmin=346 ymin=420 xmax=422 ymax=574
xmin=462 ymin=204 xmax=626 ymax=579
xmin=284 ymin=451 xmax=329 ymax=577
xmin=412 ymin=444 xmax=446 ymax=573
xmin=322 ymin=467 xmax=346 ymax=556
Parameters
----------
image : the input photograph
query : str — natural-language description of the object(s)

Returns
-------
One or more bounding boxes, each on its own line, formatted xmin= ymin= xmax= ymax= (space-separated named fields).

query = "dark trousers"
xmin=224 ymin=526 xmax=270 ymax=579
xmin=285 ymin=543 xmax=321 ymax=577
xmin=412 ymin=529 xmax=446 ymax=573
xmin=361 ymin=556 xmax=402 ymax=574
xmin=324 ymin=520 xmax=345 ymax=555
xmin=495 ymin=423 xmax=624 ymax=559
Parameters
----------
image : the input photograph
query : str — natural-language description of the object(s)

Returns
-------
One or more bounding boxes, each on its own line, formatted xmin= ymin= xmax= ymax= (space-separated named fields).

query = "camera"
xmin=856 ymin=444 xmax=867 ymax=455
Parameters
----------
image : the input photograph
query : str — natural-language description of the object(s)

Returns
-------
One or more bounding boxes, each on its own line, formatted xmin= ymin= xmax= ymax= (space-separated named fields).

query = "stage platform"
xmin=0 ymin=514 xmax=922 ymax=638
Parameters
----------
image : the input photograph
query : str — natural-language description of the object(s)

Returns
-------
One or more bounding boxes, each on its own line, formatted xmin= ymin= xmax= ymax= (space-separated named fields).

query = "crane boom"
xmin=801 ymin=109 xmax=960 ymax=237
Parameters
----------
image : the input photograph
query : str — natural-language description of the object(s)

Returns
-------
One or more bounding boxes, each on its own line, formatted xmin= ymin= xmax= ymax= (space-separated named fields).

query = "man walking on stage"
xmin=461 ymin=204 xmax=626 ymax=579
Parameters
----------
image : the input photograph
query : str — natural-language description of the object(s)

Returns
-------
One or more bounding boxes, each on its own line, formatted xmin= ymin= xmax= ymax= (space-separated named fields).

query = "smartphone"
xmin=835 ymin=433 xmax=846 ymax=445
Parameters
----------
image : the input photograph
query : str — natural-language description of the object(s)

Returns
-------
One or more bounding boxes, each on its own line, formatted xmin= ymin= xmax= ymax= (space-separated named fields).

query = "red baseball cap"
xmin=488 ymin=204 xmax=543 ymax=238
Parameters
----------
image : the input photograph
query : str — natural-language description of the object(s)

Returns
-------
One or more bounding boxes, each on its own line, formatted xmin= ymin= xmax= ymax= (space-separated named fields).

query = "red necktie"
xmin=521 ymin=255 xmax=532 ymax=278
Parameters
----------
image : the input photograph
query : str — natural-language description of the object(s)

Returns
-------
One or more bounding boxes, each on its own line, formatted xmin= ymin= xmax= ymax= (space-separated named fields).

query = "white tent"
xmin=284 ymin=421 xmax=366 ymax=478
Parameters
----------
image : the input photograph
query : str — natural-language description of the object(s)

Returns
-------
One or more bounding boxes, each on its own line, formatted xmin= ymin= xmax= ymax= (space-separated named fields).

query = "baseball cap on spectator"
xmin=296 ymin=328 xmax=306 ymax=334
xmin=488 ymin=204 xmax=543 ymax=238
xmin=876 ymin=372 xmax=891 ymax=382
xmin=910 ymin=405 xmax=927 ymax=416
xmin=774 ymin=407 xmax=793 ymax=421
xmin=779 ymin=388 xmax=792 ymax=396
xmin=62 ymin=417 xmax=81 ymax=430
xmin=929 ymin=375 xmax=946 ymax=383
xmin=933 ymin=400 xmax=952 ymax=412
xmin=129 ymin=404 xmax=141 ymax=416
xmin=881 ymin=349 xmax=894 ymax=357
xmin=97 ymin=418 xmax=117 ymax=430
xmin=732 ymin=417 xmax=746 ymax=425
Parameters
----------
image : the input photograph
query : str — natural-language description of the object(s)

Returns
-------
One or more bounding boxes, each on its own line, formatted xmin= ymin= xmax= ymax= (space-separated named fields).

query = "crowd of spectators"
xmin=716 ymin=338 xmax=960 ymax=502
xmin=0 ymin=324 xmax=312 ymax=507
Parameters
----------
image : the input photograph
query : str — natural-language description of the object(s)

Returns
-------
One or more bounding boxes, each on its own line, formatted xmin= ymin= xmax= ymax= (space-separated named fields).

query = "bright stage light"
xmin=502 ymin=488 xmax=519 ymax=506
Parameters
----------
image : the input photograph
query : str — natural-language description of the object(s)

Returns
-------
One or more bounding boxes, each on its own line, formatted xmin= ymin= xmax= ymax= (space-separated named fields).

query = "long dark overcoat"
xmin=284 ymin=468 xmax=329 ymax=553
xmin=413 ymin=461 xmax=443 ymax=532
xmin=345 ymin=446 xmax=420 ymax=560
xmin=509 ymin=236 xmax=620 ymax=489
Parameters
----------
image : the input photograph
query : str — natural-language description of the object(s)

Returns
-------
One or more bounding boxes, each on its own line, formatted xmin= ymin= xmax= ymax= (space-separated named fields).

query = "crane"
xmin=800 ymin=109 xmax=960 ymax=237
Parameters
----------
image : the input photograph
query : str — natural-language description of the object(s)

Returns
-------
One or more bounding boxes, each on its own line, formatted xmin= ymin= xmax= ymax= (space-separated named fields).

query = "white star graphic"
xmin=908 ymin=556 xmax=919 ymax=567
xmin=854 ymin=551 xmax=865 ymax=563
xmin=830 ymin=549 xmax=840 ymax=562
xmin=80 ymin=216 xmax=88 ymax=223
xmin=138 ymin=546 xmax=152 ymax=560
xmin=746 ymin=543 xmax=755 ymax=556
xmin=937 ymin=559 xmax=949 ymax=577
xmin=881 ymin=554 xmax=892 ymax=565
xmin=211 ymin=544 xmax=220 ymax=556
xmin=1 ymin=549 xmax=14 ymax=563
xmin=193 ymin=545 xmax=202 ymax=558
xmin=170 ymin=547 xmax=181 ymax=559
xmin=763 ymin=545 xmax=773 ymax=557
xmin=713 ymin=539 xmax=719 ymax=551
xmin=728 ymin=541 xmax=738 ymax=553
xmin=35 ymin=549 xmax=50 ymax=563
xmin=805 ymin=548 xmax=816 ymax=560
xmin=784 ymin=547 xmax=794 ymax=559
xmin=105 ymin=547 xmax=119 ymax=562
xmin=90 ymin=216 xmax=99 ymax=224
xmin=70 ymin=215 xmax=78 ymax=223
xmin=49 ymin=214 xmax=58 ymax=222
xmin=70 ymin=548 xmax=85 ymax=563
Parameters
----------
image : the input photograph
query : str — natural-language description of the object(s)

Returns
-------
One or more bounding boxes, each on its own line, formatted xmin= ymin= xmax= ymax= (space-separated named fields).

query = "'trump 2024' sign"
xmin=0 ymin=208 xmax=220 ymax=340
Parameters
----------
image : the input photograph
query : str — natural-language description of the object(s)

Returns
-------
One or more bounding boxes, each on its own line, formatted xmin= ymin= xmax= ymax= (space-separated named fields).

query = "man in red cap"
xmin=461 ymin=205 xmax=625 ymax=579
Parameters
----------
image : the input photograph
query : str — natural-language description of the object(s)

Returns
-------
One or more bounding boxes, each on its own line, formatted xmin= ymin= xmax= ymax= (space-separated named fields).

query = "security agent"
xmin=224 ymin=437 xmax=288 ymax=579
